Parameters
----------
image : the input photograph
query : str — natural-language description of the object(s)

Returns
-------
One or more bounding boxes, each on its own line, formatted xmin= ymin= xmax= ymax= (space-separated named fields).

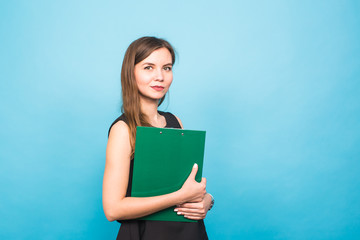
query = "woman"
xmin=103 ymin=36 xmax=214 ymax=240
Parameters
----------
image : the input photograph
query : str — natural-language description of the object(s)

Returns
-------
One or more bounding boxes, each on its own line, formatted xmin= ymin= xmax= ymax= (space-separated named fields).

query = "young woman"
xmin=103 ymin=37 xmax=214 ymax=240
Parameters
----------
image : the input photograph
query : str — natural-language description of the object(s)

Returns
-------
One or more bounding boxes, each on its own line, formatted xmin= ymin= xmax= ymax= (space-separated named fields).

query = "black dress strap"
xmin=108 ymin=114 xmax=128 ymax=138
xmin=158 ymin=111 xmax=182 ymax=129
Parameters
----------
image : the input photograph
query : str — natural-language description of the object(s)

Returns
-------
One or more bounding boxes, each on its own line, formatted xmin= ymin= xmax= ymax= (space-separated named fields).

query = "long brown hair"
xmin=121 ymin=36 xmax=176 ymax=158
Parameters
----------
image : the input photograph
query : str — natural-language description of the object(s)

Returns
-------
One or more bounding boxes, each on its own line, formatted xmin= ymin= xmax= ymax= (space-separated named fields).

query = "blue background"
xmin=1 ymin=1 xmax=359 ymax=239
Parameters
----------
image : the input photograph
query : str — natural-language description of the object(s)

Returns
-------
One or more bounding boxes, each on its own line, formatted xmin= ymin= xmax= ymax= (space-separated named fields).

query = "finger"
xmin=188 ymin=163 xmax=198 ymax=180
xmin=177 ymin=210 xmax=205 ymax=218
xmin=185 ymin=216 xmax=202 ymax=220
xmin=177 ymin=202 xmax=201 ymax=209
xmin=176 ymin=200 xmax=204 ymax=208
xmin=184 ymin=213 xmax=205 ymax=220
xmin=183 ymin=212 xmax=205 ymax=217
xmin=201 ymin=177 xmax=207 ymax=186
xmin=176 ymin=207 xmax=204 ymax=214
xmin=185 ymin=216 xmax=203 ymax=220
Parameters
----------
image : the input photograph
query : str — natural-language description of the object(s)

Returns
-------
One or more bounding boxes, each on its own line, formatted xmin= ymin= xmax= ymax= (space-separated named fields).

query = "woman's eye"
xmin=144 ymin=66 xmax=153 ymax=70
xmin=164 ymin=66 xmax=172 ymax=71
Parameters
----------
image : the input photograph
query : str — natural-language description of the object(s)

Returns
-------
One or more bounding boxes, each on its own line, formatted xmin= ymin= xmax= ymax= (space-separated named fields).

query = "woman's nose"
xmin=155 ymin=69 xmax=164 ymax=81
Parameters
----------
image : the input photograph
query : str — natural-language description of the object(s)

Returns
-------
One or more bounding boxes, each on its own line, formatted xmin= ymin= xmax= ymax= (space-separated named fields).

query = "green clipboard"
xmin=131 ymin=126 xmax=206 ymax=222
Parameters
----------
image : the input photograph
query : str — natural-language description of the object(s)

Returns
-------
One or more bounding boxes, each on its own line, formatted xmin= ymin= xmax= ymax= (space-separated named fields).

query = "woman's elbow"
xmin=104 ymin=210 xmax=116 ymax=222
xmin=104 ymin=206 xmax=127 ymax=222
xmin=104 ymin=209 xmax=121 ymax=222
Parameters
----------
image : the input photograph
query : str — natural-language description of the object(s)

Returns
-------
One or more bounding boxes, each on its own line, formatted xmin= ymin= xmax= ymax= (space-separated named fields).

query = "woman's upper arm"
xmin=174 ymin=115 xmax=184 ymax=129
xmin=102 ymin=121 xmax=131 ymax=219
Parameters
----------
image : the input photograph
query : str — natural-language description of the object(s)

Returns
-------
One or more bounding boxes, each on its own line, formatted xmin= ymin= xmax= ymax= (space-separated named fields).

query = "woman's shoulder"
xmin=108 ymin=114 xmax=129 ymax=138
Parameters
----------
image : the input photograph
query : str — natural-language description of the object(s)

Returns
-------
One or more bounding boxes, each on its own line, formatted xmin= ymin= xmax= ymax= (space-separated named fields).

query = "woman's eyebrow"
xmin=142 ymin=62 xmax=173 ymax=66
xmin=142 ymin=62 xmax=155 ymax=66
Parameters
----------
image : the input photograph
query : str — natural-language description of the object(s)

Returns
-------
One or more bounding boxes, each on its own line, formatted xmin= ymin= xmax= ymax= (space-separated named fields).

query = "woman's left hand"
xmin=174 ymin=193 xmax=212 ymax=220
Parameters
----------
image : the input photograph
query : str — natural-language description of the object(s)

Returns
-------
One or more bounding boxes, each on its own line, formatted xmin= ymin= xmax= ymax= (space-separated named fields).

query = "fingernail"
xmin=177 ymin=212 xmax=182 ymax=215
xmin=174 ymin=209 xmax=178 ymax=212
xmin=194 ymin=163 xmax=198 ymax=168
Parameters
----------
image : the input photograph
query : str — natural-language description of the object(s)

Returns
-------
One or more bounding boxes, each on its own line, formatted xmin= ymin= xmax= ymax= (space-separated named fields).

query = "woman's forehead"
xmin=140 ymin=48 xmax=172 ymax=64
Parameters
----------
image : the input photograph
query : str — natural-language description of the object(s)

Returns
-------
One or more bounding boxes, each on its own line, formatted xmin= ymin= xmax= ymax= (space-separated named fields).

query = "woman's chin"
xmin=139 ymin=94 xmax=166 ymax=102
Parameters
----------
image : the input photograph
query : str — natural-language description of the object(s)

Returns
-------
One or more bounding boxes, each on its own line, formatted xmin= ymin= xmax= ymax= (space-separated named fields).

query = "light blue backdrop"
xmin=1 ymin=1 xmax=359 ymax=239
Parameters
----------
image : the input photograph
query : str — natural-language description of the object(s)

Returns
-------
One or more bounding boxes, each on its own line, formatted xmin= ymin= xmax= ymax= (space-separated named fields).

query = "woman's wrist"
xmin=206 ymin=193 xmax=214 ymax=211
xmin=175 ymin=188 xmax=187 ymax=205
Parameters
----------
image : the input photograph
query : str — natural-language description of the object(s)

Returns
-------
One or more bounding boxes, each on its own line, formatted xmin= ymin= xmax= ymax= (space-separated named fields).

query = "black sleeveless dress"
xmin=108 ymin=111 xmax=209 ymax=240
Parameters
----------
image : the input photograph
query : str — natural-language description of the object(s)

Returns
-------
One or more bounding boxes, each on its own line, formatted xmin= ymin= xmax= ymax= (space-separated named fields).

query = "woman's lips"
xmin=151 ymin=86 xmax=164 ymax=91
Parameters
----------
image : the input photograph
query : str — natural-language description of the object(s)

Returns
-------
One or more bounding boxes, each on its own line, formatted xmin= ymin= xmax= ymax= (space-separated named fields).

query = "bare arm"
xmin=102 ymin=121 xmax=206 ymax=222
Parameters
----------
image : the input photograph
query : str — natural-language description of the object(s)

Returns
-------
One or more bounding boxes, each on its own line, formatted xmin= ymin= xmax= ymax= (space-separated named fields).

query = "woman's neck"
xmin=140 ymin=97 xmax=164 ymax=127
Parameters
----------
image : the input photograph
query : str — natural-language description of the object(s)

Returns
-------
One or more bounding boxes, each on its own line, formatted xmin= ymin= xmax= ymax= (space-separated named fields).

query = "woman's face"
xmin=134 ymin=47 xmax=173 ymax=102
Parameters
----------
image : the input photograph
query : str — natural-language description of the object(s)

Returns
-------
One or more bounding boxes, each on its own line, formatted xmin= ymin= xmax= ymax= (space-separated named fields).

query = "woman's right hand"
xmin=178 ymin=163 xmax=207 ymax=203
